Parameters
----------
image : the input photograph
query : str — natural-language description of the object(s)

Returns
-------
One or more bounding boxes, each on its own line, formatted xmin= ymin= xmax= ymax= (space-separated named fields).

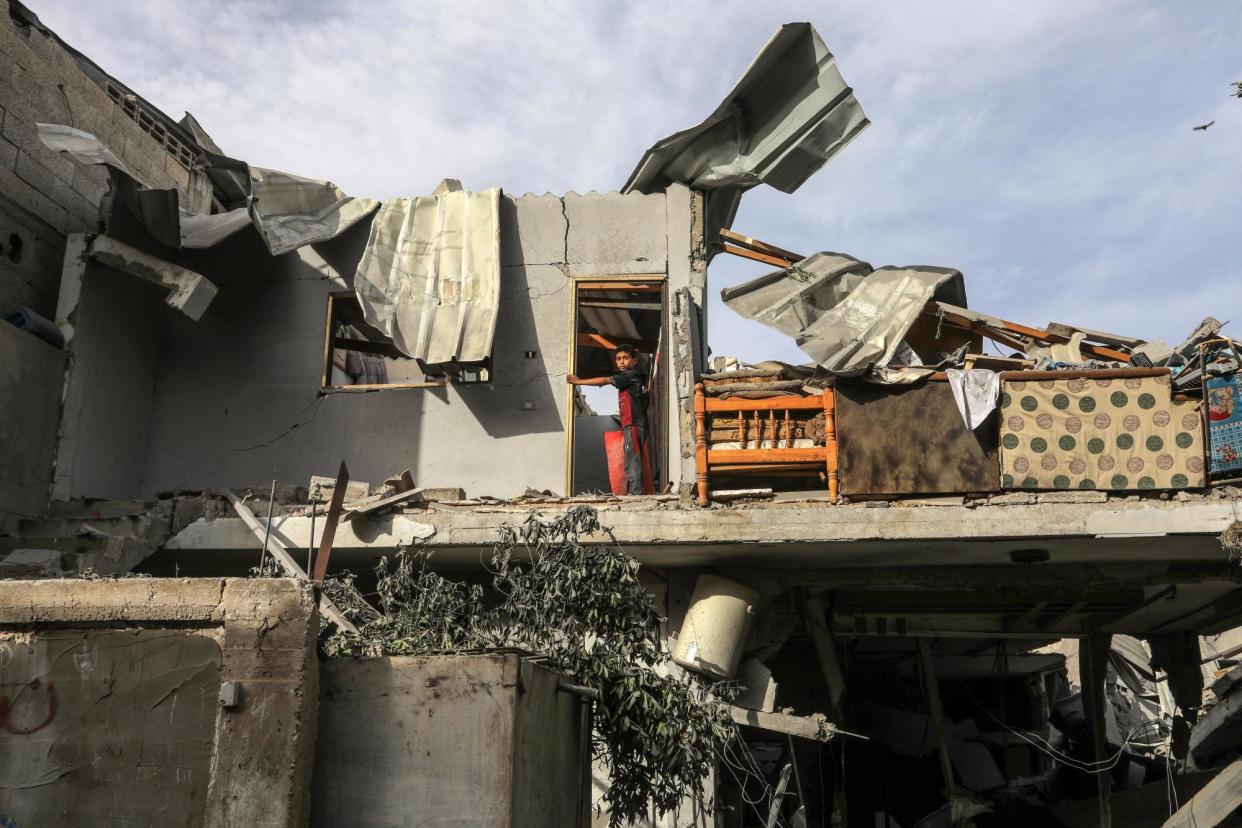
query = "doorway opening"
xmin=566 ymin=276 xmax=667 ymax=495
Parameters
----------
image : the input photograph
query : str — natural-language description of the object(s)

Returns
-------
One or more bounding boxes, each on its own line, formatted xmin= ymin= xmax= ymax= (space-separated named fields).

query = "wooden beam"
xmin=719 ymin=243 xmax=796 ymax=269
xmin=935 ymin=303 xmax=1132 ymax=361
xmin=576 ymin=332 xmax=658 ymax=352
xmin=311 ymin=461 xmax=349 ymax=583
xmin=708 ymin=448 xmax=829 ymax=464
xmin=575 ymin=281 xmax=664 ymax=292
xmin=703 ymin=395 xmax=825 ymax=412
xmin=224 ymin=491 xmax=359 ymax=635
xmin=718 ymin=228 xmax=805 ymax=263
xmin=578 ymin=299 xmax=663 ymax=311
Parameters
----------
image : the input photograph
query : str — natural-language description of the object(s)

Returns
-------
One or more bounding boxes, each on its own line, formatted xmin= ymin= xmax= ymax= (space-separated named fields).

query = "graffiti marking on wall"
xmin=0 ymin=678 xmax=58 ymax=735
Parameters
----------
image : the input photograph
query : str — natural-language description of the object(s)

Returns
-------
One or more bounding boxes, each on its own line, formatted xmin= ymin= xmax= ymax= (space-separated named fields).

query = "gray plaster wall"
xmin=0 ymin=7 xmax=212 ymax=318
xmin=0 ymin=577 xmax=320 ymax=828
xmin=313 ymin=654 xmax=586 ymax=827
xmin=56 ymin=188 xmax=695 ymax=500
xmin=53 ymin=259 xmax=166 ymax=500
xmin=0 ymin=317 xmax=63 ymax=520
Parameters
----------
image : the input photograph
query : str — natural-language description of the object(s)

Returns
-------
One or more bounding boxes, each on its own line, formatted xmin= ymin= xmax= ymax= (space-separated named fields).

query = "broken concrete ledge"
xmin=163 ymin=498 xmax=1242 ymax=568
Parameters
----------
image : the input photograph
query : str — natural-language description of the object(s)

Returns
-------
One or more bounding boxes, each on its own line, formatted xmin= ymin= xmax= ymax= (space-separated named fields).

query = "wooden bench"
xmin=693 ymin=383 xmax=838 ymax=506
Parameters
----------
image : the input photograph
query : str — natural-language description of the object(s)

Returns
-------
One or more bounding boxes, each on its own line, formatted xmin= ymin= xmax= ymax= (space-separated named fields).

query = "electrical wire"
xmin=965 ymin=686 xmax=1158 ymax=774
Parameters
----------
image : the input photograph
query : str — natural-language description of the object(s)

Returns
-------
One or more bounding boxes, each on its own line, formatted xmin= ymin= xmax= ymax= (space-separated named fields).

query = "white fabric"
xmin=353 ymin=188 xmax=501 ymax=365
xmin=946 ymin=368 xmax=1000 ymax=430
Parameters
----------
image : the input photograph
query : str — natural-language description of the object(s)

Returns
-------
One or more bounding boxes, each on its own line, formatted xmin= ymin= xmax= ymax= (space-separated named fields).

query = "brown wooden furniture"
xmin=693 ymin=383 xmax=838 ymax=505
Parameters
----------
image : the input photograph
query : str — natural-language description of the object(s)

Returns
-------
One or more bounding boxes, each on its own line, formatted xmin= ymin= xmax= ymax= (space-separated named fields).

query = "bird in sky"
xmin=1193 ymin=120 xmax=1215 ymax=131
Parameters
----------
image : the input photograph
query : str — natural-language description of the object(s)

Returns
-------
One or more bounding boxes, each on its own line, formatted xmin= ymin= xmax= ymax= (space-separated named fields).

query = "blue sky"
xmin=35 ymin=1 xmax=1242 ymax=366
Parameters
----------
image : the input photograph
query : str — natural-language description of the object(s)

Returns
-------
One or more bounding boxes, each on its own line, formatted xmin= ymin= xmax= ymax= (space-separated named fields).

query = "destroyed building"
xmin=1 ymin=4 xmax=1242 ymax=827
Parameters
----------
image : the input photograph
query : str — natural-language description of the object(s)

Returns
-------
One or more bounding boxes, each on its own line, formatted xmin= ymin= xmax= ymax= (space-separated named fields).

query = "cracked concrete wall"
xmin=55 ymin=189 xmax=678 ymax=500
xmin=0 ymin=577 xmax=319 ymax=828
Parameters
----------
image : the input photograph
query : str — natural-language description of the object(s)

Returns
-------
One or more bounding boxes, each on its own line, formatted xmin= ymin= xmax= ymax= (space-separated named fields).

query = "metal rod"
xmin=261 ymin=480 xmax=276 ymax=572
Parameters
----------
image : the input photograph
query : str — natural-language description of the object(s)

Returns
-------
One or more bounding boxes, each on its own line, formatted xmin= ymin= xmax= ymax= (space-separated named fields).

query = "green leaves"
xmin=323 ymin=506 xmax=734 ymax=827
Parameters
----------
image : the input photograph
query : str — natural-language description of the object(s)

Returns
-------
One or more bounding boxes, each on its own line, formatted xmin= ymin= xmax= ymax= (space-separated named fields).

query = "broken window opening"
xmin=321 ymin=292 xmax=488 ymax=391
xmin=567 ymin=277 xmax=667 ymax=496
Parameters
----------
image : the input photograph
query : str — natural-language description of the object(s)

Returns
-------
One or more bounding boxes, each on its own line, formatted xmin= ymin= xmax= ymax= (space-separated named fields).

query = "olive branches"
xmin=323 ymin=506 xmax=735 ymax=827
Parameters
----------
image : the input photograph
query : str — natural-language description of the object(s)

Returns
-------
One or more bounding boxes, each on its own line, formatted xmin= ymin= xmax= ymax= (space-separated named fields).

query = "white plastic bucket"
xmin=671 ymin=575 xmax=759 ymax=680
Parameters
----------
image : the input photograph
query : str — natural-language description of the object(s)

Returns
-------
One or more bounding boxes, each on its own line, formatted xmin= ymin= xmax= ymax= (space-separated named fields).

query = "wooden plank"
xmin=576 ymin=332 xmax=659 ymax=352
xmin=999 ymin=367 xmax=1170 ymax=381
xmin=575 ymin=281 xmax=664 ymax=292
xmin=718 ymin=228 xmax=805 ymax=263
xmin=707 ymin=463 xmax=822 ymax=473
xmin=719 ymin=243 xmax=795 ymax=269
xmin=347 ymin=487 xmax=426 ymax=519
xmin=1162 ymin=757 xmax=1242 ymax=828
xmin=322 ymin=382 xmax=447 ymax=391
xmin=312 ymin=461 xmax=349 ymax=583
xmin=224 ymin=491 xmax=358 ymax=635
xmin=936 ymin=303 xmax=1132 ymax=361
xmin=704 ymin=395 xmax=824 ymax=412
xmin=578 ymin=299 xmax=662 ymax=312
xmin=708 ymin=448 xmax=828 ymax=464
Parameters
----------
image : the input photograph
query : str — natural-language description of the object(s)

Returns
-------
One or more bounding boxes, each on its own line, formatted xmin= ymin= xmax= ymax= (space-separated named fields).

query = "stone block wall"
xmin=0 ymin=5 xmax=212 ymax=318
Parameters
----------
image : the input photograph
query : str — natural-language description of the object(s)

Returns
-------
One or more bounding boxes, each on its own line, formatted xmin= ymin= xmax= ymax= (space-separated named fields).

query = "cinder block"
xmin=0 ymin=163 xmax=71 ymax=233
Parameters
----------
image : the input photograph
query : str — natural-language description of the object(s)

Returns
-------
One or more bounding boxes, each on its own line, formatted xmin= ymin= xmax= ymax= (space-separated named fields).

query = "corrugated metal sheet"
xmin=248 ymin=167 xmax=378 ymax=256
xmin=36 ymin=124 xmax=377 ymax=254
xmin=722 ymin=251 xmax=966 ymax=381
xmin=623 ymin=22 xmax=868 ymax=235
xmin=353 ymin=188 xmax=501 ymax=365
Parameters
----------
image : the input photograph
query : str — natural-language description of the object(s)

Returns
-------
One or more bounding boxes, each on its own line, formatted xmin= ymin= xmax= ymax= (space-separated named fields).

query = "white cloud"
xmin=31 ymin=0 xmax=1242 ymax=363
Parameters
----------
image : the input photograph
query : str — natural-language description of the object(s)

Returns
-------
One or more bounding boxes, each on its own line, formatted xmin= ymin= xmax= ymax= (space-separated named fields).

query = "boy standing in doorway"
xmin=567 ymin=344 xmax=649 ymax=494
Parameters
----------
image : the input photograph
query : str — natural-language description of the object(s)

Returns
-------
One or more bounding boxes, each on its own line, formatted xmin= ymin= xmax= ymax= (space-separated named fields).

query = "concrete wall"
xmin=0 ymin=577 xmax=319 ymax=828
xmin=53 ymin=258 xmax=166 ymax=500
xmin=0 ymin=4 xmax=215 ymax=514
xmin=55 ymin=187 xmax=704 ymax=500
xmin=0 ymin=318 xmax=63 ymax=521
xmin=0 ymin=5 xmax=211 ymax=319
xmin=314 ymin=654 xmax=587 ymax=827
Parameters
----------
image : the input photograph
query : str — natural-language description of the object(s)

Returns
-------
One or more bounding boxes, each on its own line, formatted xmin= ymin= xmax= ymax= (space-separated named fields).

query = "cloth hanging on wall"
xmin=998 ymin=373 xmax=1205 ymax=491
xmin=946 ymin=368 xmax=999 ymax=430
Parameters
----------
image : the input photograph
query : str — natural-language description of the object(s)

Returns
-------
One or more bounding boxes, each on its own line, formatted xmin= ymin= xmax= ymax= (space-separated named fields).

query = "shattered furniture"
xmin=693 ymin=381 xmax=838 ymax=505
xmin=998 ymin=369 xmax=1206 ymax=491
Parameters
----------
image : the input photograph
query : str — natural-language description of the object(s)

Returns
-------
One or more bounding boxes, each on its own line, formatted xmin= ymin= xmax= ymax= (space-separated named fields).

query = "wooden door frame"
xmin=564 ymin=274 xmax=668 ymax=496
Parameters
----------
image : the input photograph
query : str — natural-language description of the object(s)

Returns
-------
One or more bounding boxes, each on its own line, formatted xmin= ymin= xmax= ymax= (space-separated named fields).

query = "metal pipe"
xmin=557 ymin=680 xmax=601 ymax=701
